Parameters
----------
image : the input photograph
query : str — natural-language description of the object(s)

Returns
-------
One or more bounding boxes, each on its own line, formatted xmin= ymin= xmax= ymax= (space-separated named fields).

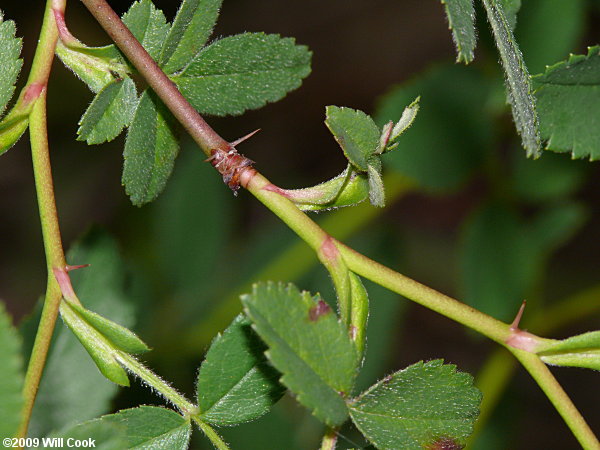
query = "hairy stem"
xmin=18 ymin=0 xmax=67 ymax=439
xmin=511 ymin=350 xmax=599 ymax=449
xmin=80 ymin=1 xmax=597 ymax=445
xmin=192 ymin=417 xmax=231 ymax=450
xmin=320 ymin=427 xmax=338 ymax=450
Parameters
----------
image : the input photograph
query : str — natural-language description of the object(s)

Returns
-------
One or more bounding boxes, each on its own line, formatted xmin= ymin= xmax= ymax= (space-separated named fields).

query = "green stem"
xmin=79 ymin=1 xmax=596 ymax=445
xmin=17 ymin=0 xmax=67 ymax=439
xmin=117 ymin=353 xmax=196 ymax=415
xmin=510 ymin=349 xmax=599 ymax=449
xmin=320 ymin=427 xmax=338 ymax=450
xmin=192 ymin=417 xmax=231 ymax=450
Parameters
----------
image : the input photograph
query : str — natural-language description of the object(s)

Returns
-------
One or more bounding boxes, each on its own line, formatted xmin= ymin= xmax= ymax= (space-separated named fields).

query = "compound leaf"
xmin=78 ymin=78 xmax=138 ymax=144
xmin=325 ymin=106 xmax=380 ymax=172
xmin=99 ymin=406 xmax=191 ymax=449
xmin=482 ymin=0 xmax=540 ymax=157
xmin=173 ymin=32 xmax=311 ymax=116
xmin=197 ymin=314 xmax=285 ymax=425
xmin=160 ymin=0 xmax=223 ymax=74
xmin=532 ymin=46 xmax=600 ymax=160
xmin=439 ymin=0 xmax=476 ymax=64
xmin=242 ymin=282 xmax=360 ymax=427
xmin=123 ymin=90 xmax=179 ymax=206
xmin=122 ymin=0 xmax=170 ymax=61
xmin=0 ymin=302 xmax=23 ymax=439
xmin=349 ymin=360 xmax=481 ymax=450
xmin=0 ymin=14 xmax=22 ymax=116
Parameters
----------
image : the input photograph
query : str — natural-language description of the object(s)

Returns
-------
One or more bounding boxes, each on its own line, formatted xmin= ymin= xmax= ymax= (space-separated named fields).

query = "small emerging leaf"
xmin=160 ymin=0 xmax=223 ymax=74
xmin=387 ymin=97 xmax=420 ymax=150
xmin=348 ymin=272 xmax=369 ymax=358
xmin=67 ymin=301 xmax=150 ymax=354
xmin=60 ymin=301 xmax=130 ymax=386
xmin=123 ymin=90 xmax=179 ymax=206
xmin=0 ymin=14 xmax=22 ymax=116
xmin=532 ymin=46 xmax=600 ymax=160
xmin=481 ymin=0 xmax=541 ymax=157
xmin=0 ymin=302 xmax=23 ymax=439
xmin=100 ymin=406 xmax=191 ymax=449
xmin=349 ymin=360 xmax=481 ymax=450
xmin=242 ymin=282 xmax=360 ymax=427
xmin=439 ymin=0 xmax=477 ymax=64
xmin=536 ymin=330 xmax=600 ymax=371
xmin=325 ymin=106 xmax=380 ymax=172
xmin=0 ymin=111 xmax=28 ymax=156
xmin=78 ymin=78 xmax=138 ymax=145
xmin=283 ymin=165 xmax=370 ymax=211
xmin=197 ymin=314 xmax=285 ymax=425
xmin=173 ymin=32 xmax=311 ymax=116
xmin=367 ymin=162 xmax=385 ymax=207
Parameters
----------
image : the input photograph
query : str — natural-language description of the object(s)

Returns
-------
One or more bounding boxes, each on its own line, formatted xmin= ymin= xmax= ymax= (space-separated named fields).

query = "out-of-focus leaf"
xmin=123 ymin=90 xmax=179 ymax=206
xmin=77 ymin=78 xmax=138 ymax=144
xmin=481 ymin=0 xmax=541 ymax=157
xmin=349 ymin=360 xmax=481 ymax=450
xmin=122 ymin=0 xmax=170 ymax=62
xmin=460 ymin=203 xmax=536 ymax=321
xmin=160 ymin=0 xmax=223 ymax=74
xmin=532 ymin=46 xmax=600 ymax=160
xmin=173 ymin=32 xmax=311 ymax=116
xmin=242 ymin=282 xmax=359 ymax=427
xmin=439 ymin=0 xmax=476 ymax=63
xmin=28 ymin=231 xmax=138 ymax=437
xmin=512 ymin=151 xmax=587 ymax=203
xmin=499 ymin=0 xmax=521 ymax=31
xmin=197 ymin=314 xmax=284 ymax=425
xmin=0 ymin=302 xmax=23 ymax=439
xmin=0 ymin=14 xmax=22 ymax=116
xmin=516 ymin=0 xmax=585 ymax=74
xmin=376 ymin=65 xmax=492 ymax=191
xmin=99 ymin=406 xmax=191 ymax=449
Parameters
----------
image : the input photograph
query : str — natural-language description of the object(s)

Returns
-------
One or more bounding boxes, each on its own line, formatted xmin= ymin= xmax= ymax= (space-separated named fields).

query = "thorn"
xmin=510 ymin=300 xmax=527 ymax=331
xmin=66 ymin=264 xmax=90 ymax=272
xmin=230 ymin=129 xmax=261 ymax=148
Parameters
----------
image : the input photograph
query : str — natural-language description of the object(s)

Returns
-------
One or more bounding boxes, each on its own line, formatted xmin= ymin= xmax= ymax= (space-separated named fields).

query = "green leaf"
xmin=439 ymin=0 xmax=476 ymax=64
xmin=0 ymin=302 xmax=23 ymax=439
xmin=173 ymin=32 xmax=311 ymax=116
xmin=482 ymin=0 xmax=541 ymax=157
xmin=56 ymin=41 xmax=129 ymax=93
xmin=0 ymin=14 xmax=22 ymax=116
xmin=160 ymin=0 xmax=223 ymax=74
xmin=66 ymin=301 xmax=150 ymax=354
xmin=536 ymin=331 xmax=600 ymax=371
xmin=532 ymin=46 xmax=600 ymax=160
xmin=284 ymin=165 xmax=370 ymax=211
xmin=512 ymin=151 xmax=588 ymax=203
xmin=325 ymin=106 xmax=380 ymax=172
xmin=516 ymin=0 xmax=585 ymax=74
xmin=242 ymin=282 xmax=360 ymax=427
xmin=385 ymin=96 xmax=420 ymax=152
xmin=367 ymin=162 xmax=385 ymax=207
xmin=376 ymin=65 xmax=493 ymax=191
xmin=28 ymin=231 xmax=139 ymax=437
xmin=77 ymin=78 xmax=138 ymax=144
xmin=50 ymin=420 xmax=127 ymax=450
xmin=122 ymin=0 xmax=170 ymax=62
xmin=123 ymin=90 xmax=179 ymax=206
xmin=60 ymin=300 xmax=131 ymax=387
xmin=197 ymin=314 xmax=285 ymax=425
xmin=100 ymin=406 xmax=191 ymax=449
xmin=499 ymin=0 xmax=521 ymax=31
xmin=348 ymin=272 xmax=369 ymax=358
xmin=0 ymin=110 xmax=28 ymax=156
xmin=349 ymin=360 xmax=481 ymax=450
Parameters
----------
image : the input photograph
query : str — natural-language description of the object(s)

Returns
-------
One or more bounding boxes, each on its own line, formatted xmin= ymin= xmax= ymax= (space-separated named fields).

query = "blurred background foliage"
xmin=1 ymin=0 xmax=600 ymax=448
